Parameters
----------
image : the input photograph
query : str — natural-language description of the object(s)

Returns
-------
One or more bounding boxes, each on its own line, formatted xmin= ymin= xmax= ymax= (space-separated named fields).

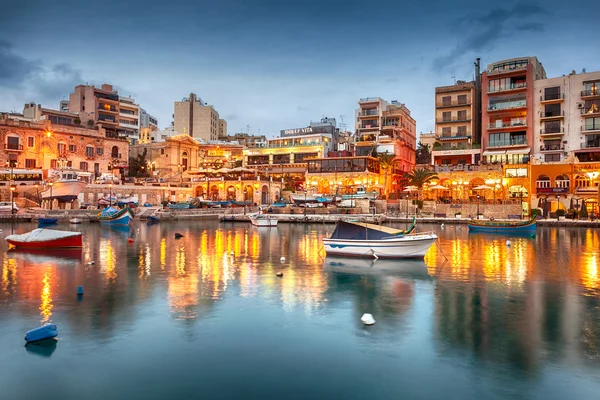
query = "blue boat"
xmin=38 ymin=217 xmax=59 ymax=225
xmin=168 ymin=202 xmax=193 ymax=209
xmin=98 ymin=206 xmax=134 ymax=226
xmin=147 ymin=215 xmax=160 ymax=222
xmin=467 ymin=211 xmax=537 ymax=234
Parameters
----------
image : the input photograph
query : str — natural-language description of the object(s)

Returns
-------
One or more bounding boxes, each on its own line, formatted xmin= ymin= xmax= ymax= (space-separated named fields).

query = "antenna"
xmin=246 ymin=124 xmax=251 ymax=134
xmin=339 ymin=115 xmax=347 ymax=132
xmin=452 ymin=75 xmax=456 ymax=84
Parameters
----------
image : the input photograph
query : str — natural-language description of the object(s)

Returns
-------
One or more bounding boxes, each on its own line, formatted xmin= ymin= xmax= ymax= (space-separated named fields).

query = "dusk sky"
xmin=1 ymin=0 xmax=598 ymax=138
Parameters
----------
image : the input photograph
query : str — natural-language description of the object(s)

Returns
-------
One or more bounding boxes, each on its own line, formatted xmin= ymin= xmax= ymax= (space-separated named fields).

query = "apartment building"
xmin=431 ymin=81 xmax=481 ymax=165
xmin=218 ymin=119 xmax=227 ymax=138
xmin=118 ymin=96 xmax=140 ymax=141
xmin=481 ymin=57 xmax=547 ymax=165
xmin=68 ymin=84 xmax=121 ymax=139
xmin=354 ymin=98 xmax=416 ymax=172
xmin=174 ymin=93 xmax=221 ymax=141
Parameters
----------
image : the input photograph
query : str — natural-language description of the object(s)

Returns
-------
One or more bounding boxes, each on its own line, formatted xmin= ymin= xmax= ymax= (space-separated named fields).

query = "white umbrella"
xmin=473 ymin=185 xmax=493 ymax=190
xmin=429 ymin=184 xmax=449 ymax=190
xmin=402 ymin=187 xmax=418 ymax=192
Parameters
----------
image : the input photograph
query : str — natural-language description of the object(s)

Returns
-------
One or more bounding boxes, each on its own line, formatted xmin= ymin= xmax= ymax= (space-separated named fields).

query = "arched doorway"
xmin=261 ymin=185 xmax=269 ymax=204
xmin=244 ymin=185 xmax=253 ymax=202
xmin=342 ymin=178 xmax=355 ymax=194
xmin=111 ymin=146 xmax=119 ymax=158
xmin=210 ymin=185 xmax=219 ymax=200
xmin=227 ymin=185 xmax=236 ymax=201
xmin=317 ymin=179 xmax=331 ymax=195
xmin=195 ymin=186 xmax=204 ymax=198
xmin=182 ymin=151 xmax=188 ymax=171
xmin=274 ymin=190 xmax=281 ymax=202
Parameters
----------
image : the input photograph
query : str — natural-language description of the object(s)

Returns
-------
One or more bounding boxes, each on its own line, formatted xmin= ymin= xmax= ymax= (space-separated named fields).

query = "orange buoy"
xmin=128 ymin=238 xmax=134 ymax=243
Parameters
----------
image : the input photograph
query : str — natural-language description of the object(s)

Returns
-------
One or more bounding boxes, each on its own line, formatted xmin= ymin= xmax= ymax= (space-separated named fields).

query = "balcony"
xmin=581 ymin=106 xmax=600 ymax=116
xmin=487 ymin=100 xmax=527 ymax=112
xmin=487 ymin=120 xmax=527 ymax=130
xmin=4 ymin=143 xmax=23 ymax=151
xmin=435 ymin=133 xmax=471 ymax=141
xmin=540 ymin=93 xmax=564 ymax=102
xmin=119 ymin=120 xmax=139 ymax=128
xmin=581 ymin=142 xmax=600 ymax=149
xmin=539 ymin=144 xmax=564 ymax=152
xmin=98 ymin=104 xmax=117 ymax=113
xmin=433 ymin=143 xmax=480 ymax=151
xmin=488 ymin=139 xmax=528 ymax=148
xmin=436 ymin=117 xmax=471 ymax=123
xmin=487 ymin=63 xmax=527 ymax=76
xmin=540 ymin=127 xmax=564 ymax=135
xmin=359 ymin=124 xmax=379 ymax=130
xmin=581 ymin=88 xmax=600 ymax=99
xmin=540 ymin=110 xmax=564 ymax=119
xmin=359 ymin=110 xmax=378 ymax=117
xmin=581 ymin=125 xmax=600 ymax=134
xmin=487 ymin=83 xmax=527 ymax=94
xmin=436 ymin=100 xmax=471 ymax=108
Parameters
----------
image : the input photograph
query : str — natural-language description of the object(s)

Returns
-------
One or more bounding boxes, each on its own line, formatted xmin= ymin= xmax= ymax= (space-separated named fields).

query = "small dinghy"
xmin=38 ymin=217 xmax=59 ymax=225
xmin=147 ymin=215 xmax=160 ymax=222
xmin=69 ymin=218 xmax=83 ymax=224
xmin=25 ymin=324 xmax=58 ymax=343
xmin=5 ymin=228 xmax=82 ymax=249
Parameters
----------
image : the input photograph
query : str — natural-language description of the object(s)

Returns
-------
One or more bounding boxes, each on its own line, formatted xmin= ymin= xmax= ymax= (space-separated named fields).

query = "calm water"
xmin=1 ymin=220 xmax=600 ymax=399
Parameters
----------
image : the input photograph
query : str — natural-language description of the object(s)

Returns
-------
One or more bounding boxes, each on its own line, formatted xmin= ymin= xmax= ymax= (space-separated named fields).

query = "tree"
xmin=377 ymin=152 xmax=396 ymax=197
xmin=86 ymin=119 xmax=95 ymax=128
xmin=416 ymin=141 xmax=432 ymax=164
xmin=74 ymin=117 xmax=81 ymax=125
xmin=404 ymin=168 xmax=439 ymax=200
xmin=129 ymin=148 xmax=150 ymax=178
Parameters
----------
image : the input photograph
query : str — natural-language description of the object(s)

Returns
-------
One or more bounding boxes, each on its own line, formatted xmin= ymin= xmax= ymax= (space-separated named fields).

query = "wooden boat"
xmin=98 ymin=206 xmax=134 ymax=226
xmin=249 ymin=213 xmax=278 ymax=227
xmin=38 ymin=217 xmax=59 ymax=225
xmin=467 ymin=212 xmax=537 ymax=233
xmin=5 ymin=228 xmax=82 ymax=249
xmin=69 ymin=218 xmax=83 ymax=224
xmin=323 ymin=220 xmax=435 ymax=259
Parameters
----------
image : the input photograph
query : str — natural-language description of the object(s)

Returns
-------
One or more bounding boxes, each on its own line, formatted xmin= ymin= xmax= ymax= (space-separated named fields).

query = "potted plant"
xmin=556 ymin=208 xmax=566 ymax=221
xmin=580 ymin=204 xmax=589 ymax=220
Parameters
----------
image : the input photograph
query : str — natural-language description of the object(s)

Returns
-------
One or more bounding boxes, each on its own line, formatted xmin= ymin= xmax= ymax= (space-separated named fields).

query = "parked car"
xmin=0 ymin=202 xmax=19 ymax=213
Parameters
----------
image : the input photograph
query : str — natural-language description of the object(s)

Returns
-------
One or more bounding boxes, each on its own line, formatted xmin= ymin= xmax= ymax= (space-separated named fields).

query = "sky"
xmin=1 ymin=0 xmax=599 ymax=138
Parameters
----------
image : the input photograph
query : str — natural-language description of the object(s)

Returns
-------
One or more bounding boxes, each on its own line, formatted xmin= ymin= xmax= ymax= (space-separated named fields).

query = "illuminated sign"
xmin=280 ymin=125 xmax=334 ymax=137
xmin=536 ymin=187 xmax=568 ymax=194
xmin=574 ymin=164 xmax=600 ymax=172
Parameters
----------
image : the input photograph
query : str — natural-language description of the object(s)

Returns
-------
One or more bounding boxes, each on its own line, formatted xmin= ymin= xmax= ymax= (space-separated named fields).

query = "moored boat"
xmin=467 ymin=212 xmax=537 ymax=233
xmin=98 ymin=206 xmax=134 ymax=226
xmin=249 ymin=213 xmax=278 ymax=227
xmin=69 ymin=218 xmax=83 ymax=224
xmin=291 ymin=193 xmax=318 ymax=204
xmin=40 ymin=171 xmax=87 ymax=202
xmin=5 ymin=228 xmax=82 ymax=249
xmin=147 ymin=215 xmax=160 ymax=222
xmin=323 ymin=220 xmax=436 ymax=259
xmin=38 ymin=217 xmax=59 ymax=225
xmin=168 ymin=202 xmax=194 ymax=209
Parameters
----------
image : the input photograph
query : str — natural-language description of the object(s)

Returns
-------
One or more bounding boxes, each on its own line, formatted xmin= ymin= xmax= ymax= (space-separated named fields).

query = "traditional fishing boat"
xmin=98 ymin=206 xmax=134 ymax=225
xmin=38 ymin=217 xmax=59 ymax=225
xmin=5 ymin=228 xmax=82 ymax=249
xmin=249 ymin=213 xmax=278 ymax=227
xmin=467 ymin=211 xmax=537 ymax=233
xmin=147 ymin=215 xmax=160 ymax=222
xmin=323 ymin=219 xmax=435 ymax=259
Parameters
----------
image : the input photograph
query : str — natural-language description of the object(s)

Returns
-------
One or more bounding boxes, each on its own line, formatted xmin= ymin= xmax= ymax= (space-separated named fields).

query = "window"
xmin=545 ymin=154 xmax=561 ymax=162
xmin=457 ymin=95 xmax=467 ymax=105
xmin=585 ymin=117 xmax=600 ymax=131
xmin=544 ymin=121 xmax=561 ymax=133
xmin=6 ymin=136 xmax=20 ymax=150
xmin=96 ymin=148 xmax=104 ymax=156
xmin=505 ymin=168 xmax=528 ymax=178
xmin=49 ymin=115 xmax=73 ymax=125
xmin=442 ymin=96 xmax=451 ymax=106
xmin=543 ymin=104 xmax=561 ymax=117
xmin=27 ymin=137 xmax=35 ymax=147
xmin=57 ymin=142 xmax=67 ymax=154
xmin=544 ymin=86 xmax=561 ymax=100
xmin=79 ymin=162 xmax=88 ymax=171
xmin=457 ymin=126 xmax=467 ymax=136
xmin=50 ymin=159 xmax=58 ymax=169
xmin=584 ymin=100 xmax=600 ymax=114
xmin=489 ymin=132 xmax=527 ymax=147
xmin=543 ymin=139 xmax=562 ymax=151
xmin=94 ymin=163 xmax=100 ymax=173
xmin=69 ymin=144 xmax=77 ymax=152
xmin=25 ymin=159 xmax=36 ymax=168
xmin=111 ymin=146 xmax=119 ymax=158
xmin=490 ymin=59 xmax=528 ymax=73
xmin=86 ymin=146 xmax=94 ymax=157
xmin=583 ymin=81 xmax=599 ymax=96
xmin=457 ymin=110 xmax=467 ymax=121
xmin=67 ymin=161 xmax=72 ymax=168
xmin=442 ymin=112 xmax=451 ymax=122
xmin=442 ymin=127 xmax=451 ymax=136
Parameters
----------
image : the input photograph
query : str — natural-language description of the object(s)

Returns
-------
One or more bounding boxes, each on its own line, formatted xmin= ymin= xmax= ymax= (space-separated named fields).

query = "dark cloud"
xmin=0 ymin=41 xmax=40 ymax=87
xmin=433 ymin=4 xmax=548 ymax=71
xmin=34 ymin=63 xmax=82 ymax=100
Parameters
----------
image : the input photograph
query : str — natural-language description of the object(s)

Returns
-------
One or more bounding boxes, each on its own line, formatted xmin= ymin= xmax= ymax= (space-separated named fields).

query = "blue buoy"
xmin=77 ymin=286 xmax=84 ymax=295
xmin=25 ymin=324 xmax=58 ymax=343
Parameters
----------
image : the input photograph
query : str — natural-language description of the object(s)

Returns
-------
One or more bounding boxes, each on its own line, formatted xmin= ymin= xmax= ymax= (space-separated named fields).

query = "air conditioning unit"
xmin=577 ymin=103 xmax=584 ymax=109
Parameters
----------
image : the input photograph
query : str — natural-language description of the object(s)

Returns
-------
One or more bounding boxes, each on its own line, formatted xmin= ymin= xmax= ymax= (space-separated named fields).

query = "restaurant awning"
xmin=506 ymin=148 xmax=530 ymax=154
xmin=482 ymin=150 xmax=506 ymax=156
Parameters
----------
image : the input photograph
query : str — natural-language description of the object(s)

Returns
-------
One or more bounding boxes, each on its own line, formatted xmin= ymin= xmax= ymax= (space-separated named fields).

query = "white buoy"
xmin=87 ymin=261 xmax=94 ymax=265
xmin=506 ymin=240 xmax=511 ymax=246
xmin=230 ymin=251 xmax=234 ymax=256
xmin=280 ymin=256 xmax=285 ymax=262
xmin=276 ymin=272 xmax=283 ymax=277
xmin=441 ymin=223 xmax=445 ymax=228
xmin=361 ymin=313 xmax=376 ymax=325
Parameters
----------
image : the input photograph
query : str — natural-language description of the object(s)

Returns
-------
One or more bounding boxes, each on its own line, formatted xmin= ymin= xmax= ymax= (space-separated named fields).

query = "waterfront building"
xmin=220 ymin=132 xmax=268 ymax=148
xmin=432 ymin=81 xmax=481 ymax=166
xmin=139 ymin=108 xmax=159 ymax=143
xmin=354 ymin=98 xmax=416 ymax=172
xmin=419 ymin=131 xmax=436 ymax=151
xmin=174 ymin=93 xmax=221 ymax=141
xmin=305 ymin=156 xmax=381 ymax=196
xmin=117 ymin=96 xmax=141 ymax=142
xmin=218 ymin=119 xmax=227 ymax=138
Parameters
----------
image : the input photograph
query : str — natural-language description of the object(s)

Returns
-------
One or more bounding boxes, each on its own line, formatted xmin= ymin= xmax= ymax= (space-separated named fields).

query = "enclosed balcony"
xmin=540 ymin=110 xmax=564 ymax=120
xmin=581 ymin=87 xmax=600 ymax=99
xmin=487 ymin=98 xmax=526 ymax=112
xmin=487 ymin=119 xmax=526 ymax=131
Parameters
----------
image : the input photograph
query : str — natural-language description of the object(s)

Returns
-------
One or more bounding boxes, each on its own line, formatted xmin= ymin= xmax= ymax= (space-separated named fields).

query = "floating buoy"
xmin=529 ymin=233 xmax=536 ymax=238
xmin=175 ymin=233 xmax=184 ymax=239
xmin=230 ymin=251 xmax=234 ymax=256
xmin=87 ymin=261 xmax=94 ymax=265
xmin=441 ymin=223 xmax=445 ymax=229
xmin=506 ymin=240 xmax=511 ymax=246
xmin=25 ymin=324 xmax=58 ymax=343
xmin=361 ymin=313 xmax=376 ymax=325
xmin=128 ymin=238 xmax=134 ymax=243
xmin=77 ymin=286 xmax=84 ymax=295
xmin=280 ymin=256 xmax=285 ymax=262
xmin=276 ymin=272 xmax=283 ymax=277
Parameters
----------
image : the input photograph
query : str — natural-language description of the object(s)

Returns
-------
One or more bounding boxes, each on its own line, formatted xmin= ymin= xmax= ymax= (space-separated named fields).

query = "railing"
xmin=581 ymin=89 xmax=600 ymax=97
xmin=436 ymin=100 xmax=471 ymax=108
xmin=432 ymin=143 xmax=481 ymax=151
xmin=488 ymin=139 xmax=528 ymax=148
xmin=540 ymin=93 xmax=564 ymax=101
xmin=487 ymin=121 xmax=526 ymax=129
xmin=437 ymin=117 xmax=471 ymax=123
xmin=581 ymin=125 xmax=600 ymax=132
xmin=488 ymin=83 xmax=527 ymax=93
xmin=541 ymin=127 xmax=564 ymax=134
xmin=435 ymin=133 xmax=471 ymax=139
xmin=4 ymin=143 xmax=23 ymax=151
xmin=581 ymin=106 xmax=600 ymax=115
xmin=581 ymin=142 xmax=600 ymax=149
xmin=98 ymin=117 xmax=117 ymax=123
xmin=265 ymin=141 xmax=327 ymax=148
xmin=540 ymin=144 xmax=564 ymax=151
xmin=356 ymin=135 xmax=376 ymax=142
xmin=487 ymin=63 xmax=527 ymax=75
xmin=487 ymin=101 xmax=527 ymax=111
xmin=433 ymin=163 xmax=502 ymax=173
xmin=360 ymin=124 xmax=379 ymax=129
xmin=98 ymin=105 xmax=117 ymax=112
xmin=359 ymin=110 xmax=378 ymax=116
xmin=540 ymin=110 xmax=564 ymax=118
xmin=96 ymin=93 xmax=119 ymax=101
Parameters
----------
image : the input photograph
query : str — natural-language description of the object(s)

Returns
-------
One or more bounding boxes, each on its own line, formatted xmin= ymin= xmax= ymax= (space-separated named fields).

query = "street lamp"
xmin=34 ymin=183 xmax=40 ymax=203
xmin=477 ymin=194 xmax=481 ymax=218
xmin=304 ymin=189 xmax=307 ymax=217
xmin=243 ymin=189 xmax=247 ymax=215
xmin=48 ymin=182 xmax=54 ymax=210
xmin=10 ymin=185 xmax=16 ymax=215
xmin=557 ymin=194 xmax=561 ymax=214
xmin=406 ymin=193 xmax=409 ymax=218
xmin=109 ymin=183 xmax=113 ymax=207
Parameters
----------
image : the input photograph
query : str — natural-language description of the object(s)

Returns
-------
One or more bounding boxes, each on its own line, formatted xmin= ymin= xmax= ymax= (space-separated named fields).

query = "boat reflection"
xmin=24 ymin=338 xmax=58 ymax=358
xmin=323 ymin=256 xmax=431 ymax=279
xmin=7 ymin=249 xmax=82 ymax=265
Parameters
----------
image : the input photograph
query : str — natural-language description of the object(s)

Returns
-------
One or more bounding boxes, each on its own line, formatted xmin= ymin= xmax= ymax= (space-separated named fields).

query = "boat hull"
xmin=250 ymin=217 xmax=278 ymax=227
xmin=323 ymin=235 xmax=437 ymax=259
xmin=6 ymin=231 xmax=82 ymax=249
xmin=291 ymin=194 xmax=318 ymax=204
xmin=41 ymin=181 xmax=86 ymax=202
xmin=467 ymin=221 xmax=536 ymax=233
xmin=98 ymin=207 xmax=135 ymax=226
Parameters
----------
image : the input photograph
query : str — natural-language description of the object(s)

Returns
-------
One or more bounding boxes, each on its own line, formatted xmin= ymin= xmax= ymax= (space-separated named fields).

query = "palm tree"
xmin=404 ymin=168 xmax=439 ymax=200
xmin=377 ymin=152 xmax=396 ymax=197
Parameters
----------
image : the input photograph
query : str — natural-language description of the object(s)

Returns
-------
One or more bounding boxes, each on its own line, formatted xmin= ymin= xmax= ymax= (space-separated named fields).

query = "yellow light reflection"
xmin=40 ymin=269 xmax=53 ymax=324
xmin=99 ymin=239 xmax=117 ymax=282
xmin=160 ymin=238 xmax=167 ymax=269
xmin=2 ymin=255 xmax=17 ymax=295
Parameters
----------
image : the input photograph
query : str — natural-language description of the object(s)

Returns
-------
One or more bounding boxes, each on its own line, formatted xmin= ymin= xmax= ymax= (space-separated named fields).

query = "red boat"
xmin=5 ymin=229 xmax=82 ymax=249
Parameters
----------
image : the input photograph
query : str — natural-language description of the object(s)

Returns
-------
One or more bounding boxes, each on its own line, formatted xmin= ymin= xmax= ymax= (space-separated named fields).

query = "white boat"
xmin=249 ymin=213 xmax=278 ymax=227
xmin=323 ymin=220 xmax=436 ymax=259
xmin=69 ymin=218 xmax=83 ymax=224
xmin=5 ymin=228 xmax=82 ymax=249
xmin=41 ymin=171 xmax=87 ymax=202
xmin=290 ymin=193 xmax=318 ymax=204
xmin=0 ymin=201 xmax=19 ymax=213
